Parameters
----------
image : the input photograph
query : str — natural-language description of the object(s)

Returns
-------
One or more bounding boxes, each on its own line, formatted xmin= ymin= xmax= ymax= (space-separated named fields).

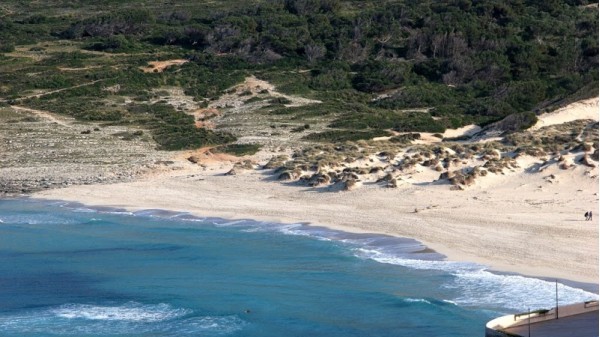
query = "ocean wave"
xmin=355 ymin=247 xmax=480 ymax=272
xmin=403 ymin=298 xmax=432 ymax=305
xmin=276 ymin=224 xmax=328 ymax=239
xmin=211 ymin=219 xmax=249 ymax=227
xmin=355 ymin=248 xmax=599 ymax=312
xmin=0 ymin=302 xmax=246 ymax=336
xmin=50 ymin=302 xmax=191 ymax=322
xmin=172 ymin=214 xmax=207 ymax=222
xmin=0 ymin=214 xmax=80 ymax=226
xmin=72 ymin=207 xmax=97 ymax=213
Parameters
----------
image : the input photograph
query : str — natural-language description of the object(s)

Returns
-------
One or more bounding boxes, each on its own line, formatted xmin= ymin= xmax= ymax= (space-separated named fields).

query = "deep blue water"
xmin=0 ymin=199 xmax=596 ymax=337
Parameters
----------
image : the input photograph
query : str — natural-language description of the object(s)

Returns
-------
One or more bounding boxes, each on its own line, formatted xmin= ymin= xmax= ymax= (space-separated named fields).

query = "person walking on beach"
xmin=589 ymin=211 xmax=592 ymax=221
xmin=585 ymin=211 xmax=589 ymax=220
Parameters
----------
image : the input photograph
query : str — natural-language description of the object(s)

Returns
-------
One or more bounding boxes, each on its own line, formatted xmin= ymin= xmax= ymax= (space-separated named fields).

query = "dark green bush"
xmin=303 ymin=129 xmax=389 ymax=142
xmin=214 ymin=143 xmax=261 ymax=156
xmin=330 ymin=110 xmax=446 ymax=133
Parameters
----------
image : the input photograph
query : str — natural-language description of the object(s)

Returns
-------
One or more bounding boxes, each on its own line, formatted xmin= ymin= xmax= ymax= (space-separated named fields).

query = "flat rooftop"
xmin=503 ymin=310 xmax=599 ymax=337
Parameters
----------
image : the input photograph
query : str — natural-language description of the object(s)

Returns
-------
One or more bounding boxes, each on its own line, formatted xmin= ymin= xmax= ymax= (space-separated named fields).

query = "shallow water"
xmin=0 ymin=199 xmax=596 ymax=337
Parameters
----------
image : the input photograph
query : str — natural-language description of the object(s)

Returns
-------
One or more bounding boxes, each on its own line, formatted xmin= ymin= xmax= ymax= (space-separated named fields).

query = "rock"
xmin=187 ymin=156 xmax=200 ymax=164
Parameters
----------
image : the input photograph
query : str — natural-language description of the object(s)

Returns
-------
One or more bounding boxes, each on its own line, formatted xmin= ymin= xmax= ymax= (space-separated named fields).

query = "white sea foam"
xmin=50 ymin=302 xmax=191 ymax=322
xmin=277 ymin=224 xmax=314 ymax=236
xmin=403 ymin=298 xmax=432 ymax=305
xmin=1 ymin=214 xmax=79 ymax=225
xmin=172 ymin=316 xmax=247 ymax=335
xmin=0 ymin=302 xmax=246 ymax=335
xmin=72 ymin=207 xmax=97 ymax=213
xmin=354 ymin=248 xmax=598 ymax=312
xmin=217 ymin=223 xmax=593 ymax=312
xmin=106 ymin=211 xmax=134 ymax=215
xmin=212 ymin=219 xmax=247 ymax=227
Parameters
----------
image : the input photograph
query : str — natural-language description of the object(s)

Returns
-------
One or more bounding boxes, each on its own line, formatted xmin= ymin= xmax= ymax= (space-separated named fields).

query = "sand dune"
xmin=531 ymin=97 xmax=599 ymax=131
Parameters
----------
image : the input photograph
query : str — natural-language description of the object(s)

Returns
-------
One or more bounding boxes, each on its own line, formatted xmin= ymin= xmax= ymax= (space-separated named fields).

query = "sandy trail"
xmin=2 ymin=79 xmax=107 ymax=103
xmin=10 ymin=106 xmax=72 ymax=127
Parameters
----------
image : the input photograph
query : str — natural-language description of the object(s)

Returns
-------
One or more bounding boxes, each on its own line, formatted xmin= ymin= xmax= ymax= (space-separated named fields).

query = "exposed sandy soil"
xmin=10 ymin=105 xmax=72 ymax=127
xmin=140 ymin=59 xmax=188 ymax=73
xmin=58 ymin=66 xmax=102 ymax=71
xmin=443 ymin=124 xmax=482 ymax=138
xmin=531 ymin=98 xmax=599 ymax=131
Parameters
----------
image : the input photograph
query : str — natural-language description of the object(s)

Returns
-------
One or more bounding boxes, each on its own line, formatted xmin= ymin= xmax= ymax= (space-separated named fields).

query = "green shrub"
xmin=330 ymin=110 xmax=446 ymax=133
xmin=303 ymin=129 xmax=389 ymax=142
xmin=214 ymin=143 xmax=261 ymax=156
xmin=389 ymin=133 xmax=421 ymax=143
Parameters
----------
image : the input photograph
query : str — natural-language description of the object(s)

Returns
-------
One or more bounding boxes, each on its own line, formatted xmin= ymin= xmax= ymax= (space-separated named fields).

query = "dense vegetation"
xmin=0 ymin=0 xmax=597 ymax=147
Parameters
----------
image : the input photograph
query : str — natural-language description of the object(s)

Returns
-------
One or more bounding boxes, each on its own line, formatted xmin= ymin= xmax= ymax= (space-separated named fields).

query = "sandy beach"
xmin=0 ymin=94 xmax=593 ymax=287
xmin=33 ymin=150 xmax=599 ymax=285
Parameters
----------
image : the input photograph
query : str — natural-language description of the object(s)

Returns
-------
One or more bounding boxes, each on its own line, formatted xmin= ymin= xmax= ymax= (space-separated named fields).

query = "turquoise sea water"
xmin=0 ymin=199 xmax=596 ymax=337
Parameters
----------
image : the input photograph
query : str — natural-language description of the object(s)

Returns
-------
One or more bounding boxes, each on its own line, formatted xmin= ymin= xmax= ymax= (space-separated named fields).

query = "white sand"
xmin=443 ymin=124 xmax=482 ymax=138
xmin=531 ymin=98 xmax=599 ymax=131
xmin=34 ymin=157 xmax=599 ymax=284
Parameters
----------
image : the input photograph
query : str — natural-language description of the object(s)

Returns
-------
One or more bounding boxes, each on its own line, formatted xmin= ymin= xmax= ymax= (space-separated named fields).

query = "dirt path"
xmin=58 ymin=66 xmax=103 ymax=71
xmin=1 ymin=79 xmax=108 ymax=103
xmin=10 ymin=106 xmax=72 ymax=127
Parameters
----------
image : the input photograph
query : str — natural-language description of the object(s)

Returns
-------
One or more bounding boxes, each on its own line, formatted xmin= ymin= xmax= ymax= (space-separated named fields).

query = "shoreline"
xmin=5 ymin=196 xmax=599 ymax=295
xmin=22 ymin=161 xmax=599 ymax=287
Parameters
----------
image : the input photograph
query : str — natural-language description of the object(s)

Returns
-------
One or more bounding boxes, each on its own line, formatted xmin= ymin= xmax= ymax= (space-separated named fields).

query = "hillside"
xmin=0 ymin=0 xmax=598 ymax=194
